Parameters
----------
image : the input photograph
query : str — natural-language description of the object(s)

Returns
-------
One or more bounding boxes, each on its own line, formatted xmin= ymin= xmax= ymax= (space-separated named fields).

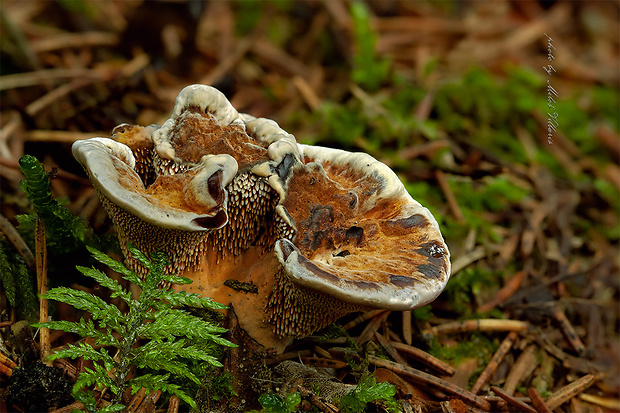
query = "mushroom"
xmin=72 ymin=85 xmax=450 ymax=351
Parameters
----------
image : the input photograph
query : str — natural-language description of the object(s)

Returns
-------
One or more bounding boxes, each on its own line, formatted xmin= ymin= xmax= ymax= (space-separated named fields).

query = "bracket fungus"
xmin=72 ymin=85 xmax=451 ymax=351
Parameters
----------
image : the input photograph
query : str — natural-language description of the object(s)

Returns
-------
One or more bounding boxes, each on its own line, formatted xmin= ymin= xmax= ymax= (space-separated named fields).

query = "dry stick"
xmin=551 ymin=305 xmax=586 ymax=355
xmin=200 ymin=37 xmax=252 ymax=86
xmin=579 ymin=393 xmax=620 ymax=410
xmin=389 ymin=341 xmax=455 ymax=376
xmin=49 ymin=401 xmax=85 ymax=413
xmin=528 ymin=387 xmax=553 ymax=413
xmin=137 ymin=389 xmax=162 ymax=413
xmin=297 ymin=385 xmax=340 ymax=413
xmin=167 ymin=395 xmax=180 ymax=413
xmin=0 ymin=212 xmax=36 ymax=270
xmin=36 ymin=217 xmax=51 ymax=363
xmin=470 ymin=331 xmax=518 ymax=394
xmin=25 ymin=77 xmax=96 ymax=117
xmin=24 ymin=130 xmax=108 ymax=144
xmin=402 ymin=310 xmax=412 ymax=345
xmin=544 ymin=374 xmax=598 ymax=410
xmin=292 ymin=75 xmax=322 ymax=111
xmin=450 ymin=246 xmax=486 ymax=276
xmin=0 ymin=351 xmax=17 ymax=370
xmin=126 ymin=387 xmax=147 ymax=412
xmin=435 ymin=170 xmax=464 ymax=222
xmin=374 ymin=332 xmax=408 ymax=366
xmin=478 ymin=271 xmax=526 ymax=313
xmin=426 ymin=319 xmax=529 ymax=336
xmin=30 ymin=31 xmax=118 ymax=53
xmin=356 ymin=311 xmax=390 ymax=346
xmin=369 ymin=356 xmax=491 ymax=411
xmin=313 ymin=345 xmax=332 ymax=359
xmin=490 ymin=386 xmax=537 ymax=413
xmin=0 ymin=362 xmax=12 ymax=377
xmin=246 ymin=349 xmax=313 ymax=367
xmin=300 ymin=357 xmax=348 ymax=370
xmin=0 ymin=68 xmax=111 ymax=90
xmin=503 ymin=344 xmax=538 ymax=396
xmin=342 ymin=309 xmax=386 ymax=330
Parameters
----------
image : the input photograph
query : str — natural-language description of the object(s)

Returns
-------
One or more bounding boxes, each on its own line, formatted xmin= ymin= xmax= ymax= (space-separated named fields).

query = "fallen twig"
xmin=425 ymin=319 xmax=529 ymax=336
xmin=470 ymin=331 xmax=517 ymax=394
xmin=369 ymin=356 xmax=491 ymax=411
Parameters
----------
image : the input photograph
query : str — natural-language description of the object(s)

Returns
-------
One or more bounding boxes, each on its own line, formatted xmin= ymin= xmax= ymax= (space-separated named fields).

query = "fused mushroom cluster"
xmin=72 ymin=85 xmax=451 ymax=349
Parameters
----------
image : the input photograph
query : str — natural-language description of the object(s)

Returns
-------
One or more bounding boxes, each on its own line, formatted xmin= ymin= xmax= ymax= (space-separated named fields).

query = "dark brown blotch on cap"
xmin=416 ymin=241 xmax=446 ymax=259
xmin=350 ymin=279 xmax=380 ymax=290
xmin=389 ymin=274 xmax=416 ymax=287
xmin=298 ymin=254 xmax=340 ymax=283
xmin=416 ymin=262 xmax=443 ymax=279
xmin=383 ymin=214 xmax=429 ymax=232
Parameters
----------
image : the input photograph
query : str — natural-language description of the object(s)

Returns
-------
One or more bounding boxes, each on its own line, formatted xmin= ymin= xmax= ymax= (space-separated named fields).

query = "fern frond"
xmin=52 ymin=342 xmax=116 ymax=370
xmin=85 ymin=245 xmax=142 ymax=287
xmin=129 ymin=375 xmax=196 ymax=410
xmin=150 ymin=288 xmax=228 ymax=310
xmin=18 ymin=155 xmax=86 ymax=252
xmin=42 ymin=244 xmax=232 ymax=410
xmin=138 ymin=308 xmax=231 ymax=343
xmin=42 ymin=287 xmax=125 ymax=329
xmin=76 ymin=266 xmax=132 ymax=304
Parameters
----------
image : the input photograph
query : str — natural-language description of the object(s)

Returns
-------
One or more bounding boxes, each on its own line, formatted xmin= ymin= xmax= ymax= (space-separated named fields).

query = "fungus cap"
xmin=272 ymin=144 xmax=450 ymax=312
xmin=72 ymin=137 xmax=234 ymax=231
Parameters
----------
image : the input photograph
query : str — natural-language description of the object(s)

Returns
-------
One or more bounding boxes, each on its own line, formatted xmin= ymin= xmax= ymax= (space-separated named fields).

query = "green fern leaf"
xmin=18 ymin=155 xmax=87 ymax=253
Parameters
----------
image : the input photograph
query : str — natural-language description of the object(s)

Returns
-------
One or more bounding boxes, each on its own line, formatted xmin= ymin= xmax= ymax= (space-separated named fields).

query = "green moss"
xmin=442 ymin=267 xmax=501 ymax=315
xmin=429 ymin=333 xmax=498 ymax=366
xmin=338 ymin=375 xmax=399 ymax=413
xmin=350 ymin=2 xmax=391 ymax=91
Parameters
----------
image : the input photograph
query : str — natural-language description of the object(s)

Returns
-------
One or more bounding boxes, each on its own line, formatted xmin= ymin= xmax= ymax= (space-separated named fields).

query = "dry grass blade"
xmin=0 ymin=68 xmax=112 ymax=90
xmin=503 ymin=344 xmax=538 ymax=395
xmin=136 ymin=389 xmax=162 ymax=413
xmin=342 ymin=309 xmax=386 ymax=330
xmin=389 ymin=341 xmax=455 ymax=376
xmin=490 ymin=386 xmax=537 ymax=413
xmin=36 ymin=217 xmax=51 ymax=363
xmin=0 ymin=212 xmax=35 ymax=270
xmin=477 ymin=271 xmax=526 ymax=313
xmin=355 ymin=311 xmax=390 ymax=346
xmin=374 ymin=331 xmax=408 ymax=365
xmin=49 ymin=401 xmax=85 ymax=413
xmin=23 ymin=130 xmax=107 ymax=143
xmin=544 ymin=374 xmax=598 ymax=410
xmin=435 ymin=170 xmax=464 ymax=223
xmin=401 ymin=310 xmax=412 ymax=345
xmin=127 ymin=387 xmax=147 ymax=412
xmin=426 ymin=319 xmax=529 ymax=336
xmin=579 ymin=393 xmax=620 ymax=410
xmin=470 ymin=331 xmax=517 ymax=394
xmin=551 ymin=305 xmax=586 ymax=355
xmin=450 ymin=247 xmax=486 ymax=275
xmin=30 ymin=32 xmax=118 ymax=53
xmin=527 ymin=387 xmax=553 ymax=413
xmin=167 ymin=395 xmax=180 ymax=413
xmin=300 ymin=357 xmax=348 ymax=369
xmin=297 ymin=385 xmax=340 ymax=413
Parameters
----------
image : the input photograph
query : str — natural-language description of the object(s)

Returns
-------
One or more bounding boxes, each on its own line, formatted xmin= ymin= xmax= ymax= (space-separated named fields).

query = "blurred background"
xmin=0 ymin=0 xmax=618 ymax=411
